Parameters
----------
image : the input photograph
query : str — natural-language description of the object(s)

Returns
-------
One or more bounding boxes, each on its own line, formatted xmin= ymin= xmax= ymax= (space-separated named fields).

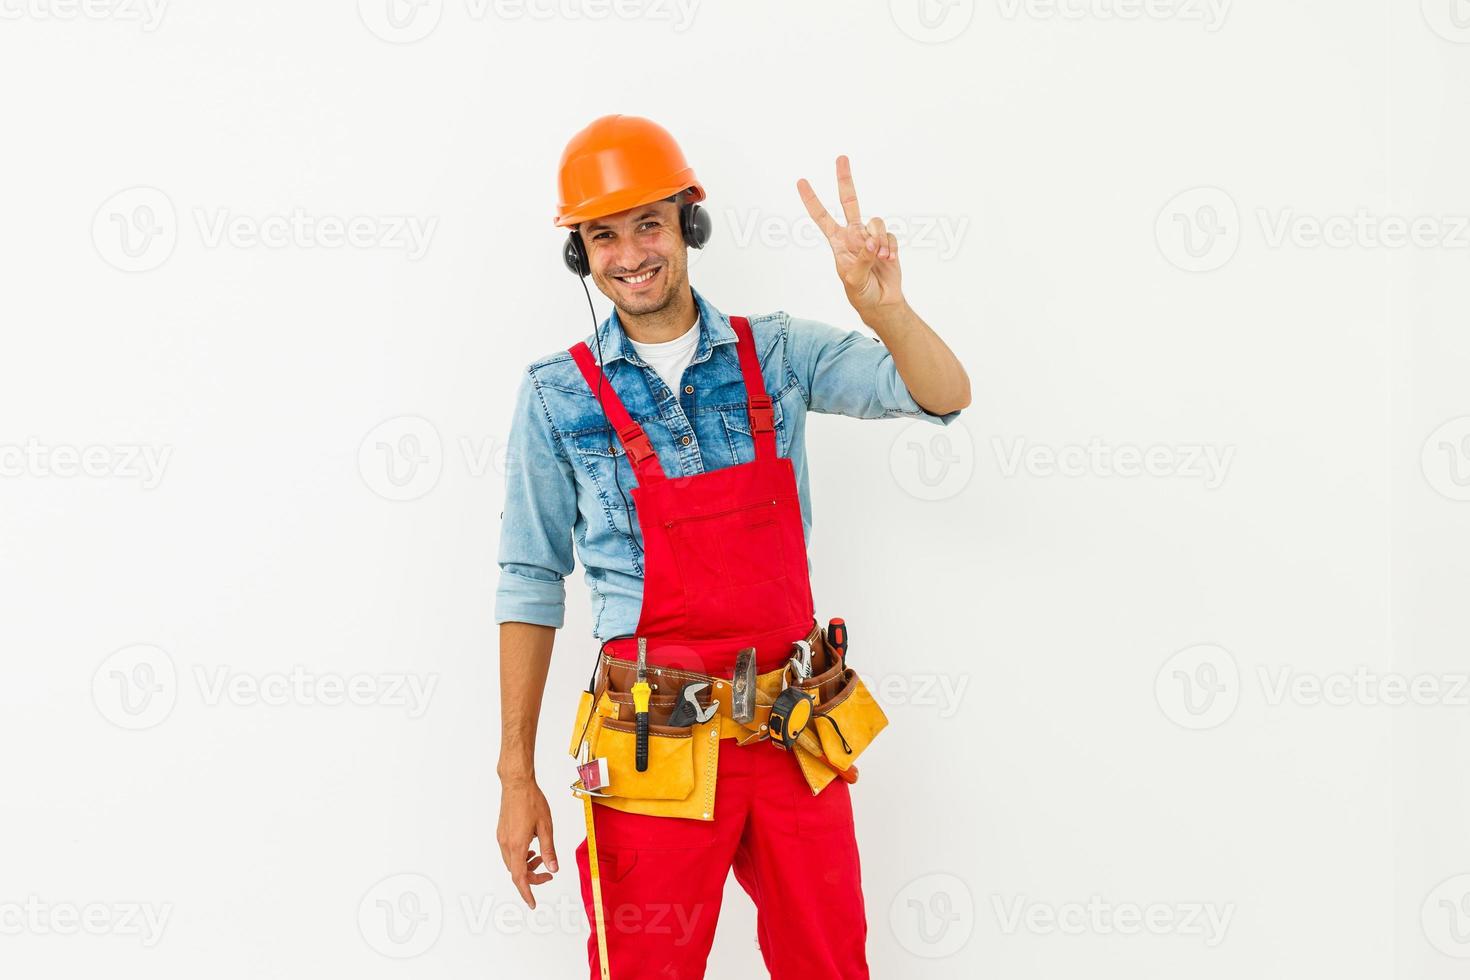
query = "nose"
xmin=610 ymin=238 xmax=654 ymax=275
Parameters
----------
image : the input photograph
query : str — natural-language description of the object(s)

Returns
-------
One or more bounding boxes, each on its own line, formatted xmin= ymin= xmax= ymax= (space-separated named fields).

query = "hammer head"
xmin=731 ymin=647 xmax=757 ymax=723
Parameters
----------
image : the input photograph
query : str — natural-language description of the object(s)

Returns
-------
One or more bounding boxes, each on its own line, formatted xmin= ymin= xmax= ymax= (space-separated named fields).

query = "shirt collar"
xmin=591 ymin=286 xmax=737 ymax=368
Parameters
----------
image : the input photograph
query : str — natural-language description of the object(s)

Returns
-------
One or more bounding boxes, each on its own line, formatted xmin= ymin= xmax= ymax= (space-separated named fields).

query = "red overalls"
xmin=568 ymin=316 xmax=871 ymax=979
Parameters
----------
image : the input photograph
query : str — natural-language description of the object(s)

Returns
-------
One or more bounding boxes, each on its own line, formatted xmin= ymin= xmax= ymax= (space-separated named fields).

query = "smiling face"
xmin=579 ymin=196 xmax=689 ymax=317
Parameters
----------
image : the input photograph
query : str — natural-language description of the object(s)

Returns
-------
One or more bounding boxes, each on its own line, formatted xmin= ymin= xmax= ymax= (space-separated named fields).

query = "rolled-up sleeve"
xmin=494 ymin=369 xmax=577 ymax=629
xmin=784 ymin=314 xmax=961 ymax=426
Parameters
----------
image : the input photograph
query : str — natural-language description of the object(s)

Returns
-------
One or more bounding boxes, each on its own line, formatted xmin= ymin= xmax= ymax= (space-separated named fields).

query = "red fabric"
xmin=567 ymin=316 xmax=815 ymax=678
xmin=576 ymin=738 xmax=870 ymax=979
xmin=565 ymin=316 xmax=869 ymax=978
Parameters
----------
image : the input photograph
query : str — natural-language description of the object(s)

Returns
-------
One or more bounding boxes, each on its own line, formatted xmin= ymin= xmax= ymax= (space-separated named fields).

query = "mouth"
xmin=611 ymin=266 xmax=662 ymax=291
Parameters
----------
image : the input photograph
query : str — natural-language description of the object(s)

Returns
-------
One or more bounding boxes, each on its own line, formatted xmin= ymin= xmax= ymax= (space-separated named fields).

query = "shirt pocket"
xmin=566 ymin=428 xmax=638 ymax=504
xmin=719 ymin=391 xmax=787 ymax=463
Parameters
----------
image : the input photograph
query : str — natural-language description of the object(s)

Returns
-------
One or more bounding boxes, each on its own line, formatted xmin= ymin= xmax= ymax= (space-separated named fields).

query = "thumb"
xmin=538 ymin=817 xmax=559 ymax=874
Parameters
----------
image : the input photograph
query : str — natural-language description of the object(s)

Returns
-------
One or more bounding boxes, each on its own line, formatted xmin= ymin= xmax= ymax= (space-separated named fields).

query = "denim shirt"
xmin=493 ymin=287 xmax=962 ymax=642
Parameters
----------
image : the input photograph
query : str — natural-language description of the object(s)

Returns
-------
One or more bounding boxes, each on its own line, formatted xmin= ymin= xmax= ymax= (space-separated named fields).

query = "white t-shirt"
xmin=627 ymin=315 xmax=700 ymax=397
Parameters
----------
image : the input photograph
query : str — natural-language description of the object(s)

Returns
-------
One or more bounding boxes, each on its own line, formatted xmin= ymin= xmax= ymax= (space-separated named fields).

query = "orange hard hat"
xmin=553 ymin=115 xmax=706 ymax=227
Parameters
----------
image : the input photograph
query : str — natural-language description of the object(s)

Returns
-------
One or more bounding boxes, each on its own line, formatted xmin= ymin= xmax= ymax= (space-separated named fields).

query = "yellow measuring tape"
xmin=582 ymin=793 xmax=611 ymax=980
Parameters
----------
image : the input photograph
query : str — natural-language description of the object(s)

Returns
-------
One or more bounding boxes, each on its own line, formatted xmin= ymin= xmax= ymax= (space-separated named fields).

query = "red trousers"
xmin=575 ymin=737 xmax=871 ymax=979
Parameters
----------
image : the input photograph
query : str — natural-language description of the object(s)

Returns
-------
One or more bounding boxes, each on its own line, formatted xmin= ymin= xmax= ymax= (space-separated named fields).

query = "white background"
xmin=2 ymin=1 xmax=1469 ymax=977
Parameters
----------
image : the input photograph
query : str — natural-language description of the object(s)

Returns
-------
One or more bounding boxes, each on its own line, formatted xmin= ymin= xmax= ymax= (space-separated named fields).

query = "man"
xmin=494 ymin=114 xmax=969 ymax=979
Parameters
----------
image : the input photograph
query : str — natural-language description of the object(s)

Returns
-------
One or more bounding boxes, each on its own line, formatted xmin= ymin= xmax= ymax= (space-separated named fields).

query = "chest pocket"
xmin=663 ymin=495 xmax=803 ymax=636
xmin=567 ymin=428 xmax=640 ymax=502
xmin=720 ymin=392 xmax=787 ymax=463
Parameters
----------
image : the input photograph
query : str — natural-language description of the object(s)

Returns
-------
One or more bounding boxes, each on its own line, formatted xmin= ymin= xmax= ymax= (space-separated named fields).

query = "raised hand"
xmin=796 ymin=155 xmax=904 ymax=317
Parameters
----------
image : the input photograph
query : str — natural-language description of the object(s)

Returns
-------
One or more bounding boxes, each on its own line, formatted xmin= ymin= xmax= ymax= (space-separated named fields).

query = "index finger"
xmin=835 ymin=155 xmax=860 ymax=226
xmin=500 ymin=839 xmax=535 ymax=906
xmin=796 ymin=178 xmax=840 ymax=239
xmin=511 ymin=865 xmax=537 ymax=909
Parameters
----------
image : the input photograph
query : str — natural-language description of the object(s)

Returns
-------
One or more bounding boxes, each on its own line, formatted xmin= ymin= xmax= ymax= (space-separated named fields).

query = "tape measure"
xmin=583 ymin=795 xmax=612 ymax=980
xmin=768 ymin=687 xmax=814 ymax=750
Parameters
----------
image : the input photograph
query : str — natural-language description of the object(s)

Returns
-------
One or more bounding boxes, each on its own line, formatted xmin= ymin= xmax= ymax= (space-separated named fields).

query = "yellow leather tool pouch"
xmin=570 ymin=689 xmax=723 ymax=822
xmin=810 ymin=668 xmax=888 ymax=772
xmin=589 ymin=716 xmax=696 ymax=800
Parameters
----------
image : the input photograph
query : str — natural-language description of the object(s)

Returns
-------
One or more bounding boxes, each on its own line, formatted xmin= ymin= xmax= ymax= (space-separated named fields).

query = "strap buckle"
xmin=748 ymin=394 xmax=775 ymax=435
xmin=616 ymin=423 xmax=655 ymax=465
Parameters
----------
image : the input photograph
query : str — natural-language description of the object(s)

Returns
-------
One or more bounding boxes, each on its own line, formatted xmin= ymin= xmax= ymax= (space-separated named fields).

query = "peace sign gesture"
xmin=797 ymin=155 xmax=904 ymax=317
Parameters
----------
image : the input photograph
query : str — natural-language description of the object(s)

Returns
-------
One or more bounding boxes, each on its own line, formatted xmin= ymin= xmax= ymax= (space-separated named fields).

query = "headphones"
xmin=563 ymin=195 xmax=712 ymax=277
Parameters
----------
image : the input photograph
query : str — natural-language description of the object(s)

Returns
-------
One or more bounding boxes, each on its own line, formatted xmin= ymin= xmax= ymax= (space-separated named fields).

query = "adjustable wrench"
xmin=667 ymin=681 xmax=719 ymax=728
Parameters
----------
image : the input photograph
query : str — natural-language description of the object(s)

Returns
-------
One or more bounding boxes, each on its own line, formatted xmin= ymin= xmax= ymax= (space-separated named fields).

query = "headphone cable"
xmin=579 ymin=274 xmax=641 ymax=556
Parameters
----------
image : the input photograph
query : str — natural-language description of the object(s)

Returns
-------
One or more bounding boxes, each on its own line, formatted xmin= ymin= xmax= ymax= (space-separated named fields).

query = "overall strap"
xmin=728 ymin=316 xmax=777 ymax=461
xmin=568 ymin=342 xmax=667 ymax=485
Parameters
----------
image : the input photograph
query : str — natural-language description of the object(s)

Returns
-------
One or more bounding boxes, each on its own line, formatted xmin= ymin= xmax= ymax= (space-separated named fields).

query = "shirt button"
xmin=684 ymin=385 xmax=694 ymax=394
xmin=681 ymin=435 xmax=692 ymax=446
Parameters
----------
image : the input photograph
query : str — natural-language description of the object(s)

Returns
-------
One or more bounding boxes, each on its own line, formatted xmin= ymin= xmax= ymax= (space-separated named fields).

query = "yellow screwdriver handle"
xmin=632 ymin=680 xmax=651 ymax=771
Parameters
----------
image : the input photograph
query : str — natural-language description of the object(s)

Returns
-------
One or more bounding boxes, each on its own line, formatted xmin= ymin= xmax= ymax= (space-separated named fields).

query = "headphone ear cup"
xmin=681 ymin=203 xmax=712 ymax=250
xmin=563 ymin=231 xmax=590 ymax=276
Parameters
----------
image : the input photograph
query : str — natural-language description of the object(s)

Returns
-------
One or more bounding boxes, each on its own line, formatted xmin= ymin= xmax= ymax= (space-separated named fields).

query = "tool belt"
xmin=568 ymin=619 xmax=889 ymax=821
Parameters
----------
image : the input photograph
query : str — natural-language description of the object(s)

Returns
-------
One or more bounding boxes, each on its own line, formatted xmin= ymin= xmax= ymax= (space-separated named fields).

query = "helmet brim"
xmin=554 ymin=176 xmax=706 ymax=228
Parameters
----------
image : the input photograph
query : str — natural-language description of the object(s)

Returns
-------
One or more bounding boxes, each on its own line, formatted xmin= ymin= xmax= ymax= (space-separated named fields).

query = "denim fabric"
xmin=493 ymin=287 xmax=962 ymax=642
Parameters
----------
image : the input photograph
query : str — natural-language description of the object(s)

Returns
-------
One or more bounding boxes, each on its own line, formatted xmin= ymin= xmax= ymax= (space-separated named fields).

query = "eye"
xmin=638 ymin=221 xmax=660 ymax=231
xmin=591 ymin=231 xmax=611 ymax=241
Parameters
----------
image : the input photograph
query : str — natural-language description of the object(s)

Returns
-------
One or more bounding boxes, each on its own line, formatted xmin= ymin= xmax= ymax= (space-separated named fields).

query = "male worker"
xmin=494 ymin=114 xmax=970 ymax=979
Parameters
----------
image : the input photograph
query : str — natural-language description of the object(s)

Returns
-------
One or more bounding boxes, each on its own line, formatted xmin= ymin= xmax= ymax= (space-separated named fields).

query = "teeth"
xmin=621 ymin=269 xmax=657 ymax=284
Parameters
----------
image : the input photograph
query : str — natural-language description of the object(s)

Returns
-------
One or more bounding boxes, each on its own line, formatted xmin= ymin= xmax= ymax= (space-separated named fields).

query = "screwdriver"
xmin=828 ymin=618 xmax=848 ymax=668
xmin=634 ymin=636 xmax=651 ymax=772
